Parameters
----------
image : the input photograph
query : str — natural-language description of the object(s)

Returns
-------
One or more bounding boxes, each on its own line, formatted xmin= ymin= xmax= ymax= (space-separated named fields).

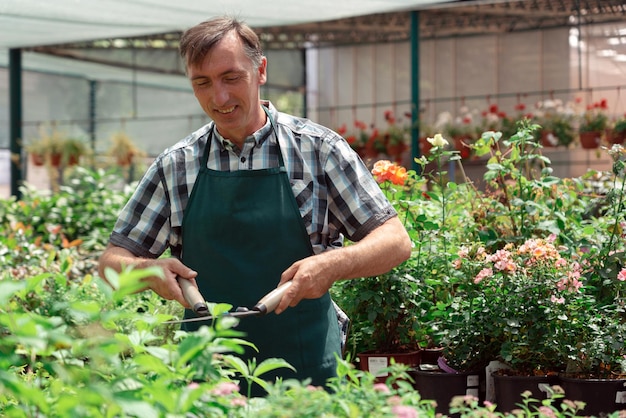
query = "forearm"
xmin=324 ymin=216 xmax=412 ymax=282
xmin=275 ymin=216 xmax=412 ymax=313
xmin=98 ymin=243 xmax=149 ymax=281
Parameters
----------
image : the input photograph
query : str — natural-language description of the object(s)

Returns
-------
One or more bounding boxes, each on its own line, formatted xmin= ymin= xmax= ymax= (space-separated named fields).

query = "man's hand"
xmin=139 ymin=257 xmax=198 ymax=309
xmin=274 ymin=216 xmax=411 ymax=314
xmin=99 ymin=244 xmax=198 ymax=309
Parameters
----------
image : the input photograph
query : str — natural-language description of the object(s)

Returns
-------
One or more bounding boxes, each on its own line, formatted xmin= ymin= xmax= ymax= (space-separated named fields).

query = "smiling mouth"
xmin=216 ymin=106 xmax=235 ymax=114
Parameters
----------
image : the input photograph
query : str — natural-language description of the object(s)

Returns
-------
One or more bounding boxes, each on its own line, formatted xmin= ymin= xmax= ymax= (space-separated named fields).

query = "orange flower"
xmin=62 ymin=238 xmax=83 ymax=248
xmin=371 ymin=160 xmax=408 ymax=185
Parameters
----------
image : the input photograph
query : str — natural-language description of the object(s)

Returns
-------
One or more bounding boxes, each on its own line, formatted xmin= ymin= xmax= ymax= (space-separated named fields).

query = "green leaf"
xmin=0 ymin=280 xmax=25 ymax=306
xmin=253 ymin=357 xmax=296 ymax=377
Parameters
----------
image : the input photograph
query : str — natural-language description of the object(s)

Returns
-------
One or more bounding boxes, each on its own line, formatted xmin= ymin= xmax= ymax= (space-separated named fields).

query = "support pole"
xmin=88 ymin=80 xmax=97 ymax=168
xmin=9 ymin=49 xmax=23 ymax=199
xmin=410 ymin=11 xmax=421 ymax=173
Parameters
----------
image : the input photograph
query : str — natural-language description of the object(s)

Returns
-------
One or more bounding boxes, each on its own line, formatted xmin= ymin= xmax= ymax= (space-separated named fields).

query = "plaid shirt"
xmin=110 ymin=102 xmax=396 ymax=260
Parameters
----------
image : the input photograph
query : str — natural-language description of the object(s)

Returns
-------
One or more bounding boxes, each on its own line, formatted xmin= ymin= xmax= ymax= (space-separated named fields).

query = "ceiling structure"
xmin=0 ymin=0 xmax=457 ymax=50
xmin=11 ymin=0 xmax=624 ymax=79
xmin=257 ymin=0 xmax=626 ymax=48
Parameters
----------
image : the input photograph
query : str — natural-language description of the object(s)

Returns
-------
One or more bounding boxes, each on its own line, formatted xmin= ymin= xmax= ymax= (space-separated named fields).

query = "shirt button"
xmin=240 ymin=156 xmax=246 ymax=163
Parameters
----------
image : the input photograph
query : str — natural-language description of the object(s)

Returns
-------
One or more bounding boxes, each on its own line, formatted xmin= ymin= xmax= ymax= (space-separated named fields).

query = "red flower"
xmin=384 ymin=110 xmax=395 ymax=124
xmin=354 ymin=120 xmax=367 ymax=131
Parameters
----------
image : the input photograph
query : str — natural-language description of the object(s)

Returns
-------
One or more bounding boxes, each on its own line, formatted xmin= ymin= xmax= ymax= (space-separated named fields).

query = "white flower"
xmin=427 ymin=133 xmax=449 ymax=148
xmin=434 ymin=111 xmax=453 ymax=129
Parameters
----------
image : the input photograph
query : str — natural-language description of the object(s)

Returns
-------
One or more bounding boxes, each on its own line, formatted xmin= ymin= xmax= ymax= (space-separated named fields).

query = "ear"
xmin=257 ymin=56 xmax=268 ymax=86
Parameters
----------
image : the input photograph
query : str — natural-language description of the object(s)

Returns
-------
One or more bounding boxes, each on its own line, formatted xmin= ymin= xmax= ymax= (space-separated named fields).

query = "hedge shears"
xmin=164 ymin=279 xmax=292 ymax=324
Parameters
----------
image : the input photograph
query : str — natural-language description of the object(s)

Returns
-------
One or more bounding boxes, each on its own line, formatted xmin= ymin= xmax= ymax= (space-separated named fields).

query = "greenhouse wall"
xmin=1 ymin=21 xmax=625 ymax=195
xmin=307 ymin=24 xmax=626 ymax=135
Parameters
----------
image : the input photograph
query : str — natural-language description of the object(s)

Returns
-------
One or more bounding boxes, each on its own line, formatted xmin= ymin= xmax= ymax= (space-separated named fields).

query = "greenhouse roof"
xmin=0 ymin=0 xmax=456 ymax=49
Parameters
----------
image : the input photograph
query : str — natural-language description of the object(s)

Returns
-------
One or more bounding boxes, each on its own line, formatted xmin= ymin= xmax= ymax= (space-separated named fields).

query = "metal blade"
xmin=163 ymin=308 xmax=261 ymax=325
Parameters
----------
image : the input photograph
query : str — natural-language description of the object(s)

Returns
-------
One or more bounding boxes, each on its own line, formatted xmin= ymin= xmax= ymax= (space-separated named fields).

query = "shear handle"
xmin=178 ymin=277 xmax=209 ymax=316
xmin=253 ymin=281 xmax=293 ymax=314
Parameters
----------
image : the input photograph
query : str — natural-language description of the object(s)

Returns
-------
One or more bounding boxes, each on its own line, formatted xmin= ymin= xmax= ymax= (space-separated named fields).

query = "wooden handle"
xmin=254 ymin=281 xmax=293 ymax=314
xmin=178 ymin=277 xmax=209 ymax=315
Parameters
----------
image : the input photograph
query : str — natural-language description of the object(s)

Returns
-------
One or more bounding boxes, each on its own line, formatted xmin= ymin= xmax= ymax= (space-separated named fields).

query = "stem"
xmin=436 ymin=153 xmax=450 ymax=277
xmin=602 ymin=173 xmax=626 ymax=262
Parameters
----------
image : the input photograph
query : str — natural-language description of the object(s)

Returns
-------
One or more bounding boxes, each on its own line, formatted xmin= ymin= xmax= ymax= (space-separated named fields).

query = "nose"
xmin=213 ymin=82 xmax=229 ymax=106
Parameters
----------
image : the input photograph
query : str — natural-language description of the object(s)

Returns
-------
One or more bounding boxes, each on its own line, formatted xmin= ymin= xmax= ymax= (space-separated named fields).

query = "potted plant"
xmin=548 ymin=146 xmax=626 ymax=415
xmin=607 ymin=114 xmax=626 ymax=144
xmin=541 ymin=114 xmax=575 ymax=147
xmin=381 ymin=110 xmax=410 ymax=163
xmin=26 ymin=137 xmax=56 ymax=166
xmin=59 ymin=137 xmax=88 ymax=166
xmin=530 ymin=98 xmax=577 ymax=147
xmin=26 ymin=128 xmax=87 ymax=167
xmin=106 ymin=132 xmax=145 ymax=167
xmin=434 ymin=108 xmax=477 ymax=159
xmin=444 ymin=237 xmax=588 ymax=410
xmin=333 ymin=160 xmax=424 ymax=381
xmin=578 ymin=99 xmax=609 ymax=149
xmin=26 ymin=126 xmax=62 ymax=167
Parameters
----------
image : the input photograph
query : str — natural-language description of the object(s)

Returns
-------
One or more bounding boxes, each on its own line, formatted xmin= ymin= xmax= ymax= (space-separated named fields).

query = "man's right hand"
xmin=98 ymin=244 xmax=198 ymax=309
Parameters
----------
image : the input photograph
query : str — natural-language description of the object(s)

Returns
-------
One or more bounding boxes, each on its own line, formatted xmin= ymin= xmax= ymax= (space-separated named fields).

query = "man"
xmin=98 ymin=16 xmax=411 ymax=393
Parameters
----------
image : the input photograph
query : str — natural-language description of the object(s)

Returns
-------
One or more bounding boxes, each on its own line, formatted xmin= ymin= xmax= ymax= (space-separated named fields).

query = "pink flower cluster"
xmin=457 ymin=237 xmax=587 ymax=302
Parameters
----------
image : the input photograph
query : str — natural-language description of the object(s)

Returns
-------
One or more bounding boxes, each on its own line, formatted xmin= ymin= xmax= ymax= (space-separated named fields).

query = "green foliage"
xmin=2 ymin=149 xmax=626 ymax=416
xmin=579 ymin=108 xmax=609 ymax=133
xmin=0 ymin=167 xmax=133 ymax=251
xmin=613 ymin=116 xmax=626 ymax=134
xmin=468 ymin=121 xmax=588 ymax=248
xmin=332 ymin=259 xmax=424 ymax=356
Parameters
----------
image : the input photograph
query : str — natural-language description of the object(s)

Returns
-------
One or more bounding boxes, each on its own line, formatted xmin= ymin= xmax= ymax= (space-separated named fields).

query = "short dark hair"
xmin=179 ymin=16 xmax=264 ymax=69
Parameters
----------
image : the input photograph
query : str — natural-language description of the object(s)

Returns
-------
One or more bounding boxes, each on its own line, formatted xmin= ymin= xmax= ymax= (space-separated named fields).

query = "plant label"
xmin=367 ymin=357 xmax=389 ymax=377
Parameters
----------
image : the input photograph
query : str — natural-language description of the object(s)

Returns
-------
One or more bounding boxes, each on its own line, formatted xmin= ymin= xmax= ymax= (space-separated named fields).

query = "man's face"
xmin=188 ymin=31 xmax=267 ymax=143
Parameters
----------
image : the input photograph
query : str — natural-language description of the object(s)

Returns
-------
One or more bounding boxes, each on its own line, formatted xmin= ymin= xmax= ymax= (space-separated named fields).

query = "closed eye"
xmin=224 ymin=75 xmax=241 ymax=83
xmin=192 ymin=78 xmax=210 ymax=87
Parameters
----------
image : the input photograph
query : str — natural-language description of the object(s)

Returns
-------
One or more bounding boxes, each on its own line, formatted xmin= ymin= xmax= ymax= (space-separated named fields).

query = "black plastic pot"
xmin=560 ymin=375 xmax=626 ymax=415
xmin=493 ymin=373 xmax=560 ymax=412
xmin=409 ymin=368 xmax=485 ymax=415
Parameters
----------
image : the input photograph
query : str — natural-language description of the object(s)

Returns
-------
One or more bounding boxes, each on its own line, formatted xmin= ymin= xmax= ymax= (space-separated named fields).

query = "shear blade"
xmin=163 ymin=308 xmax=260 ymax=324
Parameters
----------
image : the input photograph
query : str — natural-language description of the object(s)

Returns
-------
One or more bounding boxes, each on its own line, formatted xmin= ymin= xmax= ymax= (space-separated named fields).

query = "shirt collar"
xmin=213 ymin=103 xmax=274 ymax=150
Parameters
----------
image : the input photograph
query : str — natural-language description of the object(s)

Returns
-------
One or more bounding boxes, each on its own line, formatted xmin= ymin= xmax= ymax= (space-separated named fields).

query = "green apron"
xmin=181 ymin=110 xmax=341 ymax=394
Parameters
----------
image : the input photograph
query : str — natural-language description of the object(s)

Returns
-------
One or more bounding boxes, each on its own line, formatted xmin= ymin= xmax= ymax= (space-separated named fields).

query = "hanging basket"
xmin=579 ymin=131 xmax=602 ymax=149
xmin=606 ymin=128 xmax=626 ymax=145
xmin=540 ymin=131 xmax=559 ymax=147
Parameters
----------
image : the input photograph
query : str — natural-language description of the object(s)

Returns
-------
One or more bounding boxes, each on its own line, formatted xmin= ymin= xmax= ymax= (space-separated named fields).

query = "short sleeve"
xmin=323 ymin=135 xmax=397 ymax=242
xmin=109 ymin=160 xmax=172 ymax=258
